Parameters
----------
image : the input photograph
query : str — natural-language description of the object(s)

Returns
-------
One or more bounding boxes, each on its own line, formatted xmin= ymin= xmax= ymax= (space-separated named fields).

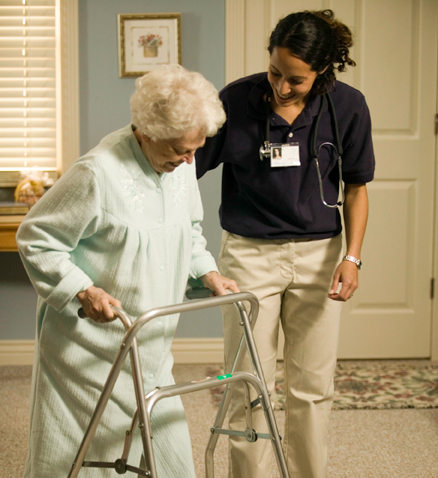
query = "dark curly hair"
xmin=268 ymin=10 xmax=356 ymax=95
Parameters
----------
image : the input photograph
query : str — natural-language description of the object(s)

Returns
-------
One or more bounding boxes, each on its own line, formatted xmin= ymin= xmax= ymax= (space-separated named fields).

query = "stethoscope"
xmin=259 ymin=93 xmax=345 ymax=208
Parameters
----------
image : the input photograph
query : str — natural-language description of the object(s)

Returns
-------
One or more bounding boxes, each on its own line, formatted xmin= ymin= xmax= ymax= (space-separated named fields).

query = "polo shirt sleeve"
xmin=195 ymin=92 xmax=229 ymax=179
xmin=341 ymin=96 xmax=375 ymax=184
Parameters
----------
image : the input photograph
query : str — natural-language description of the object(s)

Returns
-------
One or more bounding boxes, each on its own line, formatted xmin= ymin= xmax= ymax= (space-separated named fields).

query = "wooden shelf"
xmin=0 ymin=216 xmax=25 ymax=252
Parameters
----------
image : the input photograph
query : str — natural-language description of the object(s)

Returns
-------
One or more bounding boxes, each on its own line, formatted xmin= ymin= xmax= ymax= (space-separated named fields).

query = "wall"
xmin=79 ymin=0 xmax=225 ymax=153
xmin=0 ymin=0 xmax=226 ymax=341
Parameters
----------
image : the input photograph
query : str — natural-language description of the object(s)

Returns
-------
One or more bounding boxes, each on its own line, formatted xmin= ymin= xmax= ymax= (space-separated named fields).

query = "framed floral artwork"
xmin=118 ymin=13 xmax=182 ymax=77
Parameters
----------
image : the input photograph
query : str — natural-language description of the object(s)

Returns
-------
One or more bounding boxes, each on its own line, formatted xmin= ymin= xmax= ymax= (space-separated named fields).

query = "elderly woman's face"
xmin=142 ymin=129 xmax=206 ymax=174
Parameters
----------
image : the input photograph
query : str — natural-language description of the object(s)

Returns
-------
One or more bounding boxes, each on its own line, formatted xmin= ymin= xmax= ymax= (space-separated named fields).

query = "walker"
xmin=68 ymin=289 xmax=289 ymax=478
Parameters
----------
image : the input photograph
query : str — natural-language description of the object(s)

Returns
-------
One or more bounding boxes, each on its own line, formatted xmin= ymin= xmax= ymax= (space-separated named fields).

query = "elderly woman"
xmin=17 ymin=64 xmax=238 ymax=478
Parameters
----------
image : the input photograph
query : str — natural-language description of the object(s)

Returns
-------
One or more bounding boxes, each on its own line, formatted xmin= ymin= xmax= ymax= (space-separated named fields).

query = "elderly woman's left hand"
xmin=200 ymin=271 xmax=240 ymax=296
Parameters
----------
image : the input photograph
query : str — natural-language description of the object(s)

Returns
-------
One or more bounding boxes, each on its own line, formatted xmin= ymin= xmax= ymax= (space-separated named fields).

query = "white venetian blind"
xmin=0 ymin=0 xmax=57 ymax=171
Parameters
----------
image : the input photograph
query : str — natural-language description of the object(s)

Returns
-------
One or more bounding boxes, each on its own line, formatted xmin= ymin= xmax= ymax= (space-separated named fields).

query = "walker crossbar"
xmin=68 ymin=290 xmax=289 ymax=478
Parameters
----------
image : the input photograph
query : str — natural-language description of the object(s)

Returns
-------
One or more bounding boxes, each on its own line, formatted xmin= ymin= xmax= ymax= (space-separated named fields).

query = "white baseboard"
xmin=0 ymin=340 xmax=35 ymax=365
xmin=0 ymin=338 xmax=224 ymax=366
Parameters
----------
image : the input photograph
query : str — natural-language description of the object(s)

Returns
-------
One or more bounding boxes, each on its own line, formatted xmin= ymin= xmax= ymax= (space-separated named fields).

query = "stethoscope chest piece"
xmin=259 ymin=141 xmax=271 ymax=161
xmin=260 ymin=92 xmax=345 ymax=208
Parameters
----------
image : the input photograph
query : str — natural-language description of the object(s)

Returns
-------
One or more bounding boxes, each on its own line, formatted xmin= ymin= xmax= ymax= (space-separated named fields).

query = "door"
xmin=225 ymin=0 xmax=438 ymax=358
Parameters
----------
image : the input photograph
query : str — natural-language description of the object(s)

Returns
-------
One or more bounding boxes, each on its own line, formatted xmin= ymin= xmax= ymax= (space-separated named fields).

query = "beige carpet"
xmin=1 ymin=363 xmax=438 ymax=478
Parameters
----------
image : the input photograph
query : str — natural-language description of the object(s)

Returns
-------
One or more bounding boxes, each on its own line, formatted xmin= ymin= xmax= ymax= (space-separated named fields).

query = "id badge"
xmin=270 ymin=143 xmax=300 ymax=167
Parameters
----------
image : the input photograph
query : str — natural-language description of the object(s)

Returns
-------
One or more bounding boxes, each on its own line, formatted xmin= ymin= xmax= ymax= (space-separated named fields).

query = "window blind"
xmin=0 ymin=0 xmax=57 ymax=171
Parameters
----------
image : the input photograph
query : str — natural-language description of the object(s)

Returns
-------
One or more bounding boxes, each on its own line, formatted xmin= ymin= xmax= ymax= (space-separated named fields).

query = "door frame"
xmin=225 ymin=0 xmax=438 ymax=360
xmin=432 ymin=79 xmax=438 ymax=361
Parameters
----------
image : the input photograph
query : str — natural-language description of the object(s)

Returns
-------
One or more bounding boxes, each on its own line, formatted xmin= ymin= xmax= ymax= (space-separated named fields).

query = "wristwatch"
xmin=343 ymin=255 xmax=362 ymax=270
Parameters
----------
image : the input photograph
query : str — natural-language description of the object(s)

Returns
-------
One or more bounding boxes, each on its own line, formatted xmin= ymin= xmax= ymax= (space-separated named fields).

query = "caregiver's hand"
xmin=77 ymin=285 xmax=122 ymax=323
xmin=327 ymin=260 xmax=358 ymax=302
xmin=200 ymin=271 xmax=240 ymax=296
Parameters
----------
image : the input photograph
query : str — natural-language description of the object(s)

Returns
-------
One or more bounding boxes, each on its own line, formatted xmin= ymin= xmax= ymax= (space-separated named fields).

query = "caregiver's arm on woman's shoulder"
xmin=328 ymin=183 xmax=369 ymax=302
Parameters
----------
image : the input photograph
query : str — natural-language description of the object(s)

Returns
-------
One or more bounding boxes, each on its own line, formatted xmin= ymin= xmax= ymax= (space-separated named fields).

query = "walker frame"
xmin=67 ymin=289 xmax=289 ymax=478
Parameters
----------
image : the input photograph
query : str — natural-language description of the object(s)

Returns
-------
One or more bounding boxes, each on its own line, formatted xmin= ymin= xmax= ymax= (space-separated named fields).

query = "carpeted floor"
xmin=2 ymin=362 xmax=438 ymax=478
xmin=208 ymin=361 xmax=438 ymax=411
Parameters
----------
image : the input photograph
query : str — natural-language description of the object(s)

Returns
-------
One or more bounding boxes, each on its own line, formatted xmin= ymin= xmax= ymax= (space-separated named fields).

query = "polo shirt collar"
xmin=292 ymin=94 xmax=325 ymax=129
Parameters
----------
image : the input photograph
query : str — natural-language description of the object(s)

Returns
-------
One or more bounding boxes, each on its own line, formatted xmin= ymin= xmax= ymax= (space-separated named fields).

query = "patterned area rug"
xmin=208 ymin=361 xmax=438 ymax=410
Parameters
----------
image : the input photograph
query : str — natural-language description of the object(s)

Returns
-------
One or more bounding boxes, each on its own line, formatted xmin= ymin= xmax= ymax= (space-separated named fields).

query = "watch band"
xmin=343 ymin=255 xmax=362 ymax=270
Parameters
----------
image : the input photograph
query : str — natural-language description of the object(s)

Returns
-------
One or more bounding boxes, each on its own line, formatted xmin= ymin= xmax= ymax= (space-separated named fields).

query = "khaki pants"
xmin=218 ymin=232 xmax=343 ymax=478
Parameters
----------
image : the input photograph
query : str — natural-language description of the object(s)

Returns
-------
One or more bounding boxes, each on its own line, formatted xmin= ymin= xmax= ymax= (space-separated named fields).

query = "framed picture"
xmin=118 ymin=13 xmax=182 ymax=77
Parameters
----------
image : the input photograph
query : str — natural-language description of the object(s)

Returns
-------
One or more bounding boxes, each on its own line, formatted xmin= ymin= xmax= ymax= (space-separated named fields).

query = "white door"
xmin=225 ymin=0 xmax=438 ymax=358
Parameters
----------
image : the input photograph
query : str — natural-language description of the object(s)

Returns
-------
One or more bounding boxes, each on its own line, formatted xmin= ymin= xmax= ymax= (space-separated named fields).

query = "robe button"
xmin=158 ymin=217 xmax=163 ymax=223
xmin=159 ymin=266 xmax=164 ymax=271
xmin=157 ymin=321 xmax=163 ymax=328
xmin=156 ymin=188 xmax=162 ymax=193
xmin=149 ymin=373 xmax=154 ymax=379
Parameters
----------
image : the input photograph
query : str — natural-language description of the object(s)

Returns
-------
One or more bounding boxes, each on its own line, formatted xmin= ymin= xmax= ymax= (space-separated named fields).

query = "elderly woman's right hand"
xmin=77 ymin=285 xmax=122 ymax=323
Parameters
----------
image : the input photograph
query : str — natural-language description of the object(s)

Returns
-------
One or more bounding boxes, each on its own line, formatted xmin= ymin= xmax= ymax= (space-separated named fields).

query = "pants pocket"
xmin=217 ymin=229 xmax=231 ymax=264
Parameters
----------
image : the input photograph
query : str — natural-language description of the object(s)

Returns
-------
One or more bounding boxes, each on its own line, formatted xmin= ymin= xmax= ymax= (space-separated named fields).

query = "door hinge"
xmin=431 ymin=278 xmax=435 ymax=299
xmin=435 ymin=114 xmax=438 ymax=135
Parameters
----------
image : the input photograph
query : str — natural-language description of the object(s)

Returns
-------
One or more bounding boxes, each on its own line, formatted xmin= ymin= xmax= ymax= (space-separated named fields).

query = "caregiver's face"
xmin=143 ymin=129 xmax=206 ymax=174
xmin=267 ymin=46 xmax=319 ymax=109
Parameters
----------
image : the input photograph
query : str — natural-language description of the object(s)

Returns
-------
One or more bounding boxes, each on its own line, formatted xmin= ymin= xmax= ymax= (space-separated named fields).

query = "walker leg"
xmin=262 ymin=405 xmax=289 ymax=478
xmin=67 ymin=345 xmax=131 ymax=478
xmin=205 ymin=301 xmax=289 ymax=478
xmin=67 ymin=334 xmax=153 ymax=478
xmin=128 ymin=339 xmax=158 ymax=477
xmin=205 ymin=381 xmax=233 ymax=478
xmin=121 ymin=411 xmax=139 ymax=463
xmin=239 ymin=304 xmax=289 ymax=477
xmin=205 ymin=325 xmax=249 ymax=477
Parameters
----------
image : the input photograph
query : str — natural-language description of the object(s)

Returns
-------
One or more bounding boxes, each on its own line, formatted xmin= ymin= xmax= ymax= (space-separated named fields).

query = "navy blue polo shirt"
xmin=196 ymin=73 xmax=375 ymax=239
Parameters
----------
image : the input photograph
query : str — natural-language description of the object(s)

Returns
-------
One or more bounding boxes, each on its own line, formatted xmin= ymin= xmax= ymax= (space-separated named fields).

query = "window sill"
xmin=0 ymin=170 xmax=58 ymax=188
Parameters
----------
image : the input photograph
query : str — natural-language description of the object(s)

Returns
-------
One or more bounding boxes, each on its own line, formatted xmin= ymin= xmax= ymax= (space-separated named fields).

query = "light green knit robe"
xmin=17 ymin=125 xmax=218 ymax=478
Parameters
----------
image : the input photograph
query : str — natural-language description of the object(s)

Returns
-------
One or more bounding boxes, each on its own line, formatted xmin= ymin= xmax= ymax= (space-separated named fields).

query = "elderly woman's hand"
xmin=200 ymin=271 xmax=240 ymax=296
xmin=77 ymin=285 xmax=122 ymax=323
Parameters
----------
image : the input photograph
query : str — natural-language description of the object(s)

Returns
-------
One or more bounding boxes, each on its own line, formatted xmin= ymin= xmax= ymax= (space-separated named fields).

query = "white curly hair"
xmin=130 ymin=64 xmax=226 ymax=141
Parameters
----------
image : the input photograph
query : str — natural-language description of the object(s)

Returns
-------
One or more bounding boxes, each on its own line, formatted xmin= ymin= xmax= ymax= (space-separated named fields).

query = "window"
xmin=0 ymin=0 xmax=79 ymax=187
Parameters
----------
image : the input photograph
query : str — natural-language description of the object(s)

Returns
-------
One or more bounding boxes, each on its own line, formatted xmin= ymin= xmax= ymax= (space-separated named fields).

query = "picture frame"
xmin=118 ymin=13 xmax=182 ymax=78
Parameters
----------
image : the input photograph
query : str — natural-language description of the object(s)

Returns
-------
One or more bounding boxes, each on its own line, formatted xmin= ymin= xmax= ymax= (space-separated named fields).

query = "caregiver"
xmin=196 ymin=10 xmax=375 ymax=478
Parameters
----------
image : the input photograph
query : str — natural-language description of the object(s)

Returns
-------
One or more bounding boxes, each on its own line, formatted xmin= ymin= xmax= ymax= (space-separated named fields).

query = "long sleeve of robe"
xmin=16 ymin=125 xmax=218 ymax=478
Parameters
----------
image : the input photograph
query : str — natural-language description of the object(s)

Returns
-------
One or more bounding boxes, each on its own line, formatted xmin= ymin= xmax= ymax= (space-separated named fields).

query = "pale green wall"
xmin=79 ymin=0 xmax=226 ymax=153
xmin=0 ymin=0 xmax=226 ymax=340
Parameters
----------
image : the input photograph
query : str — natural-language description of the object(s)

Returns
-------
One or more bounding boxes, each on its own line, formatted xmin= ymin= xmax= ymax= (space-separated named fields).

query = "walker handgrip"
xmin=77 ymin=306 xmax=132 ymax=330
xmin=185 ymin=287 xmax=213 ymax=300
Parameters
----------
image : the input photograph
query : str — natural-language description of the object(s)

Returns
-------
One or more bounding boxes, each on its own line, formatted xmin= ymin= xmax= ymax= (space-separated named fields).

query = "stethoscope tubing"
xmin=260 ymin=91 xmax=345 ymax=208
